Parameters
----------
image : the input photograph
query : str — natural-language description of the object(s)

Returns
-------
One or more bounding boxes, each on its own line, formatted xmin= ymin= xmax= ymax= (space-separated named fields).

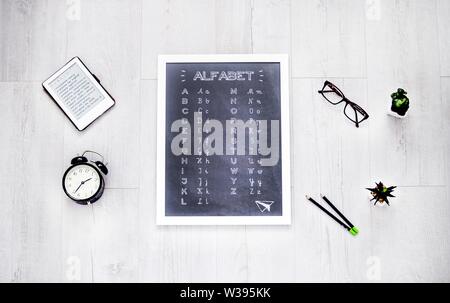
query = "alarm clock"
xmin=62 ymin=151 xmax=108 ymax=205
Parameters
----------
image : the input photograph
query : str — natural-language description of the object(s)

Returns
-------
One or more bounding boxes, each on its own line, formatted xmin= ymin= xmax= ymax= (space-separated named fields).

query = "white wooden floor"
xmin=0 ymin=0 xmax=449 ymax=282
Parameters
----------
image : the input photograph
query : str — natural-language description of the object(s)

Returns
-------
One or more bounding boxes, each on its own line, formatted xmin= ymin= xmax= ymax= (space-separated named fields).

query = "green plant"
xmin=390 ymin=88 xmax=409 ymax=116
xmin=366 ymin=182 xmax=396 ymax=205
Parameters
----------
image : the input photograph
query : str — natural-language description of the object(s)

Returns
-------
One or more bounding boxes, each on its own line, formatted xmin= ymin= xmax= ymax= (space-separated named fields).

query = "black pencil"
xmin=305 ymin=195 xmax=350 ymax=232
xmin=321 ymin=194 xmax=355 ymax=229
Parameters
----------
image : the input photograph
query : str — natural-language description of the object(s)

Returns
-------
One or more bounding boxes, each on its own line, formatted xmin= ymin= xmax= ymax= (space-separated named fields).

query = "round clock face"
xmin=63 ymin=164 xmax=102 ymax=201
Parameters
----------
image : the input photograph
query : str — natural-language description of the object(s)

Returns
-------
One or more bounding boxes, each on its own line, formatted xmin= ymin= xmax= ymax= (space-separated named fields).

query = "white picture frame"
xmin=156 ymin=54 xmax=291 ymax=225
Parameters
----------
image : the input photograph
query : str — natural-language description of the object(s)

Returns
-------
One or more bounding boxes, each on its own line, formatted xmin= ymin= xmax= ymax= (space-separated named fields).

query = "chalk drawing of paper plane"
xmin=255 ymin=200 xmax=274 ymax=213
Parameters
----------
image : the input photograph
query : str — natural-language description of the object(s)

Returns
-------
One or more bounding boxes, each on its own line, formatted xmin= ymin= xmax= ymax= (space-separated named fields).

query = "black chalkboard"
xmin=157 ymin=55 xmax=290 ymax=224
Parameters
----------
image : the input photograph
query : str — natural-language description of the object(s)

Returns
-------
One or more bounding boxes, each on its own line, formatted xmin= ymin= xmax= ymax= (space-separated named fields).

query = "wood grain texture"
xmin=0 ymin=0 xmax=449 ymax=282
xmin=291 ymin=0 xmax=367 ymax=78
xmin=0 ymin=0 xmax=67 ymax=81
xmin=369 ymin=186 xmax=450 ymax=282
xmin=141 ymin=0 xmax=216 ymax=79
xmin=291 ymin=78 xmax=372 ymax=282
xmin=91 ymin=189 xmax=140 ymax=282
xmin=215 ymin=0 xmax=252 ymax=53
xmin=66 ymin=0 xmax=141 ymax=83
xmin=252 ymin=0 xmax=290 ymax=54
xmin=366 ymin=0 xmax=445 ymax=186
xmin=441 ymin=78 xmax=450 ymax=257
xmin=438 ymin=0 xmax=450 ymax=76
xmin=0 ymin=82 xmax=65 ymax=282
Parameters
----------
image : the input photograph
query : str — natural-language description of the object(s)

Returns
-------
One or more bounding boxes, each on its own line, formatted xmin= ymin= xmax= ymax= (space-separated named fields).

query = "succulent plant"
xmin=390 ymin=88 xmax=409 ymax=116
xmin=366 ymin=182 xmax=396 ymax=205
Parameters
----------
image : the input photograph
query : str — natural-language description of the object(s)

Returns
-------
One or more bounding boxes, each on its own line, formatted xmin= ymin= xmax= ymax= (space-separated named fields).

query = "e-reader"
xmin=156 ymin=54 xmax=291 ymax=225
xmin=42 ymin=57 xmax=115 ymax=131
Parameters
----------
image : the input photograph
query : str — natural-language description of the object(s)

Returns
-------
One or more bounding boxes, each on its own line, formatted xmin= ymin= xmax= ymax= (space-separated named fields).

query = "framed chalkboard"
xmin=156 ymin=55 xmax=291 ymax=225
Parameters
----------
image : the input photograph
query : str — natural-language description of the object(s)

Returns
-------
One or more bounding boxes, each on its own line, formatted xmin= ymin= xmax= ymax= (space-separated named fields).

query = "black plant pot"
xmin=389 ymin=88 xmax=409 ymax=118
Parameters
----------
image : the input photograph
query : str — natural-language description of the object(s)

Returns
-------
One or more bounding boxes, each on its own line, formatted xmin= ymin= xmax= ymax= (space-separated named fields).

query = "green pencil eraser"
xmin=349 ymin=227 xmax=359 ymax=236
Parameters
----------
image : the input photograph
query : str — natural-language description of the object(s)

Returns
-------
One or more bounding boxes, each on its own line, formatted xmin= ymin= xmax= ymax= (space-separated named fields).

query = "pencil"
xmin=321 ymin=194 xmax=355 ymax=229
xmin=305 ymin=195 xmax=351 ymax=232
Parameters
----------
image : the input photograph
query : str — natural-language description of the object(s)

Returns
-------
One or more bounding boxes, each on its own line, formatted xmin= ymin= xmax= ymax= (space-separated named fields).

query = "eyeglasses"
xmin=317 ymin=81 xmax=369 ymax=128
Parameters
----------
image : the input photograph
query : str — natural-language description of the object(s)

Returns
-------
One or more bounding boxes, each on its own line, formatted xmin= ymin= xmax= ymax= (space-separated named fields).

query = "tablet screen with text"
xmin=43 ymin=57 xmax=115 ymax=131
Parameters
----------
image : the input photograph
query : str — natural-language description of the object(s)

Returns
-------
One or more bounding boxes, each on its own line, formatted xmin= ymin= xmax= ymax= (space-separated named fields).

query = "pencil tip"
xmin=305 ymin=195 xmax=310 ymax=199
xmin=320 ymin=193 xmax=324 ymax=198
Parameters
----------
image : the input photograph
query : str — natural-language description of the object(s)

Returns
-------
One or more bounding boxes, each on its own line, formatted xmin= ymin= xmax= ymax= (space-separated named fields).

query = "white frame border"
xmin=156 ymin=54 xmax=291 ymax=225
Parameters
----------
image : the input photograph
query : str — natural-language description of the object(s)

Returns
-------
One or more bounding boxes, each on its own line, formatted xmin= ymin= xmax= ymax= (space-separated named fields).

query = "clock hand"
xmin=73 ymin=177 xmax=94 ymax=194
xmin=73 ymin=181 xmax=84 ymax=194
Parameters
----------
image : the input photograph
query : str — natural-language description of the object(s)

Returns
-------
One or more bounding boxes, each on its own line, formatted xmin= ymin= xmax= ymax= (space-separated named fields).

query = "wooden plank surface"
xmin=0 ymin=0 xmax=67 ymax=81
xmin=0 ymin=82 xmax=65 ymax=282
xmin=438 ymin=0 xmax=450 ymax=76
xmin=291 ymin=0 xmax=367 ymax=78
xmin=141 ymin=0 xmax=216 ymax=79
xmin=366 ymin=0 xmax=445 ymax=187
xmin=0 ymin=0 xmax=448 ymax=282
